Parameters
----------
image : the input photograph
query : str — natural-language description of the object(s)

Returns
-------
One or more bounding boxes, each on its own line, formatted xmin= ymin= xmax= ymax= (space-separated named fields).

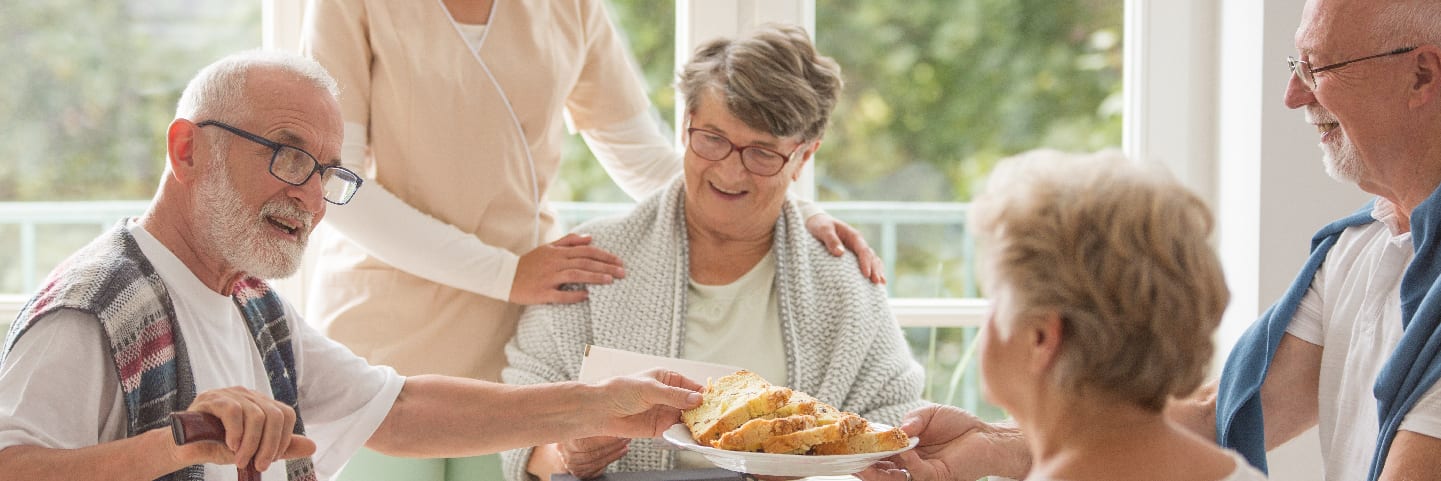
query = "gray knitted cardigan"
xmin=500 ymin=178 xmax=926 ymax=480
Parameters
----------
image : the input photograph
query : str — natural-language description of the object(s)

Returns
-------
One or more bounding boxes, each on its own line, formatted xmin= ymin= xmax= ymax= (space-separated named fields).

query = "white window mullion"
xmin=261 ymin=0 xmax=312 ymax=308
xmin=1123 ymin=0 xmax=1218 ymax=204
xmin=262 ymin=0 xmax=306 ymax=52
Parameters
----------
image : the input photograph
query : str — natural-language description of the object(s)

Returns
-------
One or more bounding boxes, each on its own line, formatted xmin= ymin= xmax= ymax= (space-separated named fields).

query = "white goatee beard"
xmin=1308 ymin=107 xmax=1364 ymax=185
xmin=195 ymin=156 xmax=311 ymax=280
xmin=1321 ymin=133 xmax=1364 ymax=185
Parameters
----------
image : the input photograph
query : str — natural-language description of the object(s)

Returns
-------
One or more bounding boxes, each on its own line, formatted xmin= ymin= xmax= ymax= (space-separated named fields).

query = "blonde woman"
xmin=863 ymin=151 xmax=1265 ymax=481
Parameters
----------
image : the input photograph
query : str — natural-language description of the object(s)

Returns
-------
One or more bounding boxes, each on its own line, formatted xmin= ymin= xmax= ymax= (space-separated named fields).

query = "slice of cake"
xmin=811 ymin=425 xmax=910 ymax=455
xmin=681 ymin=370 xmax=793 ymax=445
xmin=713 ymin=414 xmax=817 ymax=451
xmin=759 ymin=411 xmax=867 ymax=454
xmin=770 ymin=391 xmax=821 ymax=418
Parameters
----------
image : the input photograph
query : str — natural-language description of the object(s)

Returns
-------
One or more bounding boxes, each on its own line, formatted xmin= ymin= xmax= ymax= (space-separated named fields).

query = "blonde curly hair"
xmin=970 ymin=149 xmax=1229 ymax=411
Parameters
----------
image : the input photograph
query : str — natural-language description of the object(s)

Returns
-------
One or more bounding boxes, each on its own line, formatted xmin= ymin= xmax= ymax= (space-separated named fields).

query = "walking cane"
xmin=169 ymin=411 xmax=261 ymax=481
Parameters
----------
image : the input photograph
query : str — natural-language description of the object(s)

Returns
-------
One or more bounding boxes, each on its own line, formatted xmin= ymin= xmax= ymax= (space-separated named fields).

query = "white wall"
xmin=1215 ymin=0 xmax=1371 ymax=478
xmin=1124 ymin=0 xmax=1218 ymax=208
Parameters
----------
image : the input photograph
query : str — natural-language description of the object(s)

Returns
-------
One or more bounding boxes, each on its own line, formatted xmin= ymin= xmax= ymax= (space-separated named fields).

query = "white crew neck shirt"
xmin=0 ymin=222 xmax=405 ymax=480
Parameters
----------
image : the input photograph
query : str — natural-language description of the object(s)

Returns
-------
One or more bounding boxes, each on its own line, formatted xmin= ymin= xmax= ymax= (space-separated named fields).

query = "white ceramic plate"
xmin=661 ymin=423 xmax=918 ymax=477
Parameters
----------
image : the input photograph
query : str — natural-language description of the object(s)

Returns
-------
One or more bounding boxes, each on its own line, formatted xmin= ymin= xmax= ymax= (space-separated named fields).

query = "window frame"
xmin=0 ymin=3 xmax=1345 ymax=474
xmin=4 ymin=0 xmax=1352 ymax=342
xmin=0 ymin=0 xmax=1195 ymax=330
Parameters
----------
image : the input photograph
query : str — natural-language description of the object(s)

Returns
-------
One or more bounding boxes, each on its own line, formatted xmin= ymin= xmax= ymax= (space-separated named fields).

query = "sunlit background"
xmin=0 ymin=0 xmax=1122 ymax=423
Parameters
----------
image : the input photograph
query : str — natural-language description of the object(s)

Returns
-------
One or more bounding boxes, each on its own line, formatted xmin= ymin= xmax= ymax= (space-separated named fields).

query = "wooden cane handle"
xmin=168 ymin=412 xmax=262 ymax=481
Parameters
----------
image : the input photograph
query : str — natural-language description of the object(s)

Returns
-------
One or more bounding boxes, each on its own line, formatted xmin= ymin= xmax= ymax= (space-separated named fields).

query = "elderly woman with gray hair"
xmin=500 ymin=24 xmax=925 ymax=481
xmin=859 ymin=151 xmax=1266 ymax=481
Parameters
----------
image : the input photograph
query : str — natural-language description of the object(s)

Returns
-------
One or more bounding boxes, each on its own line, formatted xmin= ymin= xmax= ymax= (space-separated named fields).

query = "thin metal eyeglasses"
xmin=1287 ymin=46 xmax=1417 ymax=90
xmin=196 ymin=120 xmax=363 ymax=205
xmin=685 ymin=126 xmax=806 ymax=177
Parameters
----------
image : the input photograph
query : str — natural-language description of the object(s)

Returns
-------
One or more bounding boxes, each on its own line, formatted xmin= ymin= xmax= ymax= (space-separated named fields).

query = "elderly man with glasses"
xmin=500 ymin=24 xmax=925 ymax=481
xmin=0 ymin=50 xmax=706 ymax=481
xmin=856 ymin=1 xmax=1441 ymax=481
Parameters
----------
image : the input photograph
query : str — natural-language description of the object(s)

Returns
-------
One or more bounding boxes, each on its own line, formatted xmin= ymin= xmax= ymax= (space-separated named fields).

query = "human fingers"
xmin=186 ymin=389 xmax=251 ymax=458
xmin=592 ymin=378 xmax=696 ymax=438
xmin=253 ymin=401 xmax=297 ymax=471
xmin=187 ymin=388 xmax=270 ymax=469
xmin=904 ymin=406 xmax=975 ymax=452
xmin=853 ymin=465 xmax=887 ymax=481
xmin=232 ymin=393 xmax=272 ymax=469
xmin=281 ymin=435 xmax=318 ymax=459
xmin=543 ymin=288 xmax=591 ymax=305
xmin=279 ymin=402 xmax=298 ymax=464
xmin=636 ymin=371 xmax=703 ymax=410
xmin=878 ymin=451 xmax=933 ymax=481
xmin=560 ymin=245 xmax=625 ymax=277
xmin=899 ymin=405 xmax=936 ymax=438
xmin=853 ymin=466 xmax=913 ymax=481
xmin=513 ymin=244 xmax=588 ymax=304
xmin=642 ymin=368 xmax=704 ymax=393
xmin=551 ymin=233 xmax=596 ymax=248
xmin=805 ymin=214 xmax=846 ymax=256
xmin=565 ymin=435 xmax=629 ymax=452
xmin=553 ymin=259 xmax=623 ymax=285
xmin=833 ymin=220 xmax=886 ymax=284
xmin=560 ymin=437 xmax=630 ymax=478
xmin=513 ymin=241 xmax=627 ymax=304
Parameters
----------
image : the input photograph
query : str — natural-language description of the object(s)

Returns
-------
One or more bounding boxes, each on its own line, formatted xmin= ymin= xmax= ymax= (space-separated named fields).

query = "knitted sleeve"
xmin=828 ymin=259 xmax=927 ymax=425
xmin=782 ymin=214 xmax=926 ymax=427
xmin=500 ymin=302 xmax=592 ymax=481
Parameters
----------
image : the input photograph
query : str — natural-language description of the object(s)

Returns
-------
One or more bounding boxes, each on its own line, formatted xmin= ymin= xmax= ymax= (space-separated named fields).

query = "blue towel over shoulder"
xmin=1216 ymin=186 xmax=1441 ymax=480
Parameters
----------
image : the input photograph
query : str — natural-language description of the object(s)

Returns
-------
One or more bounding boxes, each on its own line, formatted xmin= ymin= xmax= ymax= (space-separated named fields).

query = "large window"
xmin=0 ymin=1 xmax=261 ymax=293
xmin=822 ymin=0 xmax=1123 ymax=419
xmin=549 ymin=0 xmax=1124 ymax=418
xmin=551 ymin=0 xmax=677 ymax=203
xmin=815 ymin=0 xmax=1123 ymax=296
xmin=3 ymin=0 xmax=1123 ymax=420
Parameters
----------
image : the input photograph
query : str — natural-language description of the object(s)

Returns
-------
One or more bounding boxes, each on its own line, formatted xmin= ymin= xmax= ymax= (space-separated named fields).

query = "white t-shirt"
xmin=1286 ymin=199 xmax=1441 ymax=480
xmin=0 ymin=223 xmax=406 ymax=481
xmin=683 ymin=251 xmax=787 ymax=385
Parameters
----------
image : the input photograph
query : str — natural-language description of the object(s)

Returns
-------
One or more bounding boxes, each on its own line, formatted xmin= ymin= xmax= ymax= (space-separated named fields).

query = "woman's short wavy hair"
xmin=970 ymin=149 xmax=1229 ymax=412
xmin=676 ymin=23 xmax=842 ymax=141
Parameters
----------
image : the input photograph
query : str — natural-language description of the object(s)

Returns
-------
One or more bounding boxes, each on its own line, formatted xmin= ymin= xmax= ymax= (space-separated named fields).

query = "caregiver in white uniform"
xmin=300 ymin=0 xmax=882 ymax=478
xmin=300 ymin=0 xmax=882 ymax=385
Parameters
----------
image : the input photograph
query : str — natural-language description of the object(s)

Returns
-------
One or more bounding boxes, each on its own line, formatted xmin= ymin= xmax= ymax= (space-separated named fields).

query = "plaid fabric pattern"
xmin=2 ymin=222 xmax=315 ymax=481
xmin=232 ymin=276 xmax=316 ymax=481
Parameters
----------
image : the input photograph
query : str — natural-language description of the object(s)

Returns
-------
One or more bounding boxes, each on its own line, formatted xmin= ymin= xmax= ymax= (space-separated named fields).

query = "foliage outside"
xmin=559 ymin=0 xmax=1124 ymax=420
xmin=1 ymin=0 xmax=1121 ymax=418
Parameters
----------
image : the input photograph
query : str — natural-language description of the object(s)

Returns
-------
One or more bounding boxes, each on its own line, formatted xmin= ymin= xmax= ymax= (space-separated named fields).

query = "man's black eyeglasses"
xmin=196 ymin=120 xmax=363 ymax=205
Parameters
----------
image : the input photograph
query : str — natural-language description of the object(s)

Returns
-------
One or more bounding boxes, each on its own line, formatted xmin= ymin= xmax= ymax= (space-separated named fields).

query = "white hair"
xmin=175 ymin=49 xmax=339 ymax=123
xmin=1372 ymin=1 xmax=1441 ymax=48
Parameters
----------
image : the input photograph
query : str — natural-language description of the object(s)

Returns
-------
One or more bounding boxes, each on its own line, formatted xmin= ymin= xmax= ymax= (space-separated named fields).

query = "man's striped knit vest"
xmin=1 ymin=223 xmax=317 ymax=481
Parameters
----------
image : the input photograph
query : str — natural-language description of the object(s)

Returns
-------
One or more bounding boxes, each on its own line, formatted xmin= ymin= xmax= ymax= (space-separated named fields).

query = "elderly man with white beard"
xmin=0 ymin=50 xmax=702 ymax=481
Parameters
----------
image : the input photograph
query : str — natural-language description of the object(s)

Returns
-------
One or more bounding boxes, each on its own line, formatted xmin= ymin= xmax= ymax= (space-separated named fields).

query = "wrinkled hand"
xmin=855 ymin=404 xmax=1026 ymax=481
xmin=510 ymin=233 xmax=626 ymax=305
xmin=590 ymin=369 xmax=703 ymax=439
xmin=805 ymin=213 xmax=885 ymax=284
xmin=557 ymin=436 xmax=630 ymax=479
xmin=173 ymin=387 xmax=317 ymax=473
